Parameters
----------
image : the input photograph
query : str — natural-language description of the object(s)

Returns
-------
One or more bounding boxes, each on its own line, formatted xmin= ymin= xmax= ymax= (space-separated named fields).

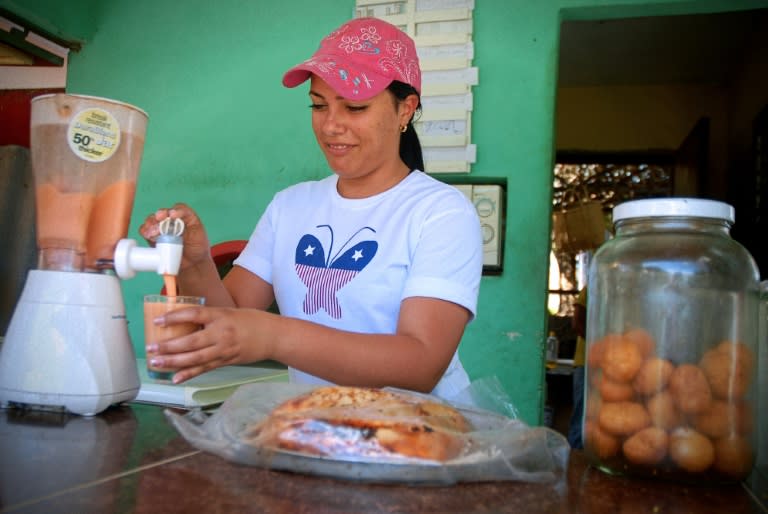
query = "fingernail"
xmin=150 ymin=357 xmax=161 ymax=367
xmin=146 ymin=343 xmax=158 ymax=353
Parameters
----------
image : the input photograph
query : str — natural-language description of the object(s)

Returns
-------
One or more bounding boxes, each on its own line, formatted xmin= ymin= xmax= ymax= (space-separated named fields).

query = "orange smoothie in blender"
xmin=35 ymin=182 xmax=95 ymax=270
xmin=32 ymin=116 xmax=145 ymax=272
xmin=85 ymin=179 xmax=136 ymax=269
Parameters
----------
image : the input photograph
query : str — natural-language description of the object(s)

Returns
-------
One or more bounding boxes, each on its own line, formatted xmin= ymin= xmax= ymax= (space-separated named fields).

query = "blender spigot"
xmin=114 ymin=218 xmax=185 ymax=279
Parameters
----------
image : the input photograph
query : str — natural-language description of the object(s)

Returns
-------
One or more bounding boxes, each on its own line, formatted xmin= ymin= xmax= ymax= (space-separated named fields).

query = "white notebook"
xmin=134 ymin=359 xmax=288 ymax=408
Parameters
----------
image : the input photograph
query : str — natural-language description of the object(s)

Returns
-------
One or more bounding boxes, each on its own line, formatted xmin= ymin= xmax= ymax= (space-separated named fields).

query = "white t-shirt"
xmin=234 ymin=170 xmax=483 ymax=400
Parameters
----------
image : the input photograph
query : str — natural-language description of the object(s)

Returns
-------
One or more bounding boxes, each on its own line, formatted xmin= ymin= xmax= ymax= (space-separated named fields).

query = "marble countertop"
xmin=0 ymin=402 xmax=765 ymax=514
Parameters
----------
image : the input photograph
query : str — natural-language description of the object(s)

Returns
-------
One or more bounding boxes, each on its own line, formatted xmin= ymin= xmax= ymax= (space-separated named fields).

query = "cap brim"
xmin=282 ymin=67 xmax=312 ymax=89
xmin=281 ymin=56 xmax=392 ymax=101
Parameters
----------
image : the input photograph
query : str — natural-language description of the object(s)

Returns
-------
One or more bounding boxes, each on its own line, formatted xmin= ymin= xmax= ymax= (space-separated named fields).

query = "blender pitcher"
xmin=31 ymin=94 xmax=147 ymax=271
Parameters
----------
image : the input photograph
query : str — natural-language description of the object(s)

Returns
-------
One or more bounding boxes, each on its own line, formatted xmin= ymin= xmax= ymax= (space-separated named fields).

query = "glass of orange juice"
xmin=143 ymin=294 xmax=205 ymax=381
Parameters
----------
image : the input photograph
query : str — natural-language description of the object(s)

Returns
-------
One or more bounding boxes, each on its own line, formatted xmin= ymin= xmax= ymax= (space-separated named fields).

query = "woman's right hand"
xmin=145 ymin=305 xmax=276 ymax=383
xmin=138 ymin=203 xmax=212 ymax=271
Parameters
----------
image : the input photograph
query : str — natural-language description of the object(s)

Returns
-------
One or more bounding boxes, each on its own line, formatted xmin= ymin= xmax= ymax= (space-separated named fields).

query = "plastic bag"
xmin=165 ymin=381 xmax=570 ymax=486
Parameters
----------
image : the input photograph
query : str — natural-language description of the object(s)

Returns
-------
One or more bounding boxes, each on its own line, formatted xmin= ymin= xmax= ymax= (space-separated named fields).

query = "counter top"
xmin=1 ymin=402 xmax=765 ymax=514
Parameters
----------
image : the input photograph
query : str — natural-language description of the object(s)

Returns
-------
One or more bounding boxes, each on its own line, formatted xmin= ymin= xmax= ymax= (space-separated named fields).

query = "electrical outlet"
xmin=451 ymin=183 xmax=504 ymax=272
xmin=472 ymin=185 xmax=503 ymax=268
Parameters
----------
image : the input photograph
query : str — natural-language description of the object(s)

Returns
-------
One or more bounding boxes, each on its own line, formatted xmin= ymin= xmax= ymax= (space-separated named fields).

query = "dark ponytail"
xmin=388 ymin=80 xmax=424 ymax=172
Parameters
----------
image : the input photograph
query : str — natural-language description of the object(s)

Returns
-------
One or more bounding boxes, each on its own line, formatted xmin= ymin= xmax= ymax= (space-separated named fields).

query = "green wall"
xmin=4 ymin=0 xmax=766 ymax=425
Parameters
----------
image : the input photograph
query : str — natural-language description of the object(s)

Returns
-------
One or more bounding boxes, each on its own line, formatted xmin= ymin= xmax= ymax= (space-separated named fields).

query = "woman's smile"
xmin=325 ymin=142 xmax=355 ymax=155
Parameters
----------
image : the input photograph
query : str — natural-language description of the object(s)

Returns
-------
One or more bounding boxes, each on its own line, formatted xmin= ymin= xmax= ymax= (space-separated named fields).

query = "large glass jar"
xmin=583 ymin=198 xmax=760 ymax=483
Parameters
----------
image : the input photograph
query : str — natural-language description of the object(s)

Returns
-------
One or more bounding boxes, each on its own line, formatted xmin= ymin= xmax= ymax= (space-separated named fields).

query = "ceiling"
xmin=558 ymin=9 xmax=767 ymax=87
xmin=553 ymin=9 xmax=768 ymax=217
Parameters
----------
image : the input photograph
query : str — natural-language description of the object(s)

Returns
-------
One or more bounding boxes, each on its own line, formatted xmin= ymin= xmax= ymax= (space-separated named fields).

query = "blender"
xmin=0 ymin=94 xmax=183 ymax=416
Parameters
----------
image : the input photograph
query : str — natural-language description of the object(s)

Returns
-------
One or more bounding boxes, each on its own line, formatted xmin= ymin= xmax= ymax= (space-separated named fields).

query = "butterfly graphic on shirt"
xmin=294 ymin=225 xmax=378 ymax=319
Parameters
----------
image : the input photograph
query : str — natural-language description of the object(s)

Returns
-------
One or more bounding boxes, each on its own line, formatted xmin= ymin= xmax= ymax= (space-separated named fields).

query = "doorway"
xmin=554 ymin=8 xmax=768 ymax=277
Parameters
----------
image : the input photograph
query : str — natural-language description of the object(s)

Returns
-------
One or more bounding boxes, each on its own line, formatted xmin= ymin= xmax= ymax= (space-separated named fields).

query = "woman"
xmin=140 ymin=17 xmax=483 ymax=401
xmin=568 ymin=286 xmax=587 ymax=448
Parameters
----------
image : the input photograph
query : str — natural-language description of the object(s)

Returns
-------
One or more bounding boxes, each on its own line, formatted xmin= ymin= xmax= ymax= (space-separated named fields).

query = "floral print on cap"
xmin=283 ymin=17 xmax=421 ymax=100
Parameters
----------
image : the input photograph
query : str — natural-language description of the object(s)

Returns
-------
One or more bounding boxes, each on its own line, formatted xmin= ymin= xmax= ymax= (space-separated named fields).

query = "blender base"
xmin=0 ymin=270 xmax=140 ymax=416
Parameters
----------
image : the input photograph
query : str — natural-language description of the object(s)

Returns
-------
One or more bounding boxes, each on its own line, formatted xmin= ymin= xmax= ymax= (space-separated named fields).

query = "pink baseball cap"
xmin=282 ymin=17 xmax=421 ymax=100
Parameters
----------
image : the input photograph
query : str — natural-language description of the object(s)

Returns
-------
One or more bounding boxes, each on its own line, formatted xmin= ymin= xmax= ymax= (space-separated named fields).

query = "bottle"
xmin=546 ymin=331 xmax=559 ymax=364
xmin=583 ymin=198 xmax=760 ymax=483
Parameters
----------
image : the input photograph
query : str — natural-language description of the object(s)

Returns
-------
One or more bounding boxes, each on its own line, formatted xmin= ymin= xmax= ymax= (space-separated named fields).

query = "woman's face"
xmin=309 ymin=75 xmax=416 ymax=193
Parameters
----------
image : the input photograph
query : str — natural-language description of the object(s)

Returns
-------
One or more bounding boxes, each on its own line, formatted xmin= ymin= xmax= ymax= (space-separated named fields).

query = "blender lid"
xmin=612 ymin=198 xmax=735 ymax=224
xmin=31 ymin=93 xmax=149 ymax=119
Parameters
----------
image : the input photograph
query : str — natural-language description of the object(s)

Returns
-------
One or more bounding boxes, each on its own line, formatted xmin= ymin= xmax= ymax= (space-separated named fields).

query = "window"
xmin=548 ymin=156 xmax=674 ymax=316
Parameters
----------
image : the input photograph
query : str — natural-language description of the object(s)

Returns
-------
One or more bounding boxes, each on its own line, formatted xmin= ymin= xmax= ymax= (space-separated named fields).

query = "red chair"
xmin=160 ymin=239 xmax=247 ymax=294
xmin=211 ymin=239 xmax=248 ymax=275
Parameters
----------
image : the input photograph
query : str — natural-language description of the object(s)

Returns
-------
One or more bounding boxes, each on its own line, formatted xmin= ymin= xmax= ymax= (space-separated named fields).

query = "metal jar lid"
xmin=612 ymin=198 xmax=735 ymax=224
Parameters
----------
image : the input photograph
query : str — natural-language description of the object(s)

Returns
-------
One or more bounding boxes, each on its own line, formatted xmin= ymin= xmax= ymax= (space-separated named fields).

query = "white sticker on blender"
xmin=67 ymin=108 xmax=121 ymax=162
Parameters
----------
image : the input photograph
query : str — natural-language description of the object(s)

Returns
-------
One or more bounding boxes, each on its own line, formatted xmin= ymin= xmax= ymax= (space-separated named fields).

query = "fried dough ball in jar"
xmin=699 ymin=341 xmax=755 ymax=399
xmin=595 ymin=374 xmax=636 ymax=402
xmin=585 ymin=420 xmax=620 ymax=459
xmin=668 ymin=364 xmax=712 ymax=414
xmin=623 ymin=426 xmax=669 ymax=466
xmin=692 ymin=399 xmax=753 ymax=439
xmin=601 ymin=336 xmax=643 ymax=382
xmin=622 ymin=328 xmax=656 ymax=359
xmin=633 ymin=357 xmax=674 ymax=396
xmin=645 ymin=391 xmax=683 ymax=430
xmin=713 ymin=435 xmax=754 ymax=478
xmin=587 ymin=334 xmax=617 ymax=369
xmin=598 ymin=401 xmax=650 ymax=436
xmin=669 ymin=427 xmax=715 ymax=473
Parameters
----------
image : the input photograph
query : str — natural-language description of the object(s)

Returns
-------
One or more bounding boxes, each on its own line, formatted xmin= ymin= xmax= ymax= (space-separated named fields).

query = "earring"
xmin=400 ymin=124 xmax=408 ymax=133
